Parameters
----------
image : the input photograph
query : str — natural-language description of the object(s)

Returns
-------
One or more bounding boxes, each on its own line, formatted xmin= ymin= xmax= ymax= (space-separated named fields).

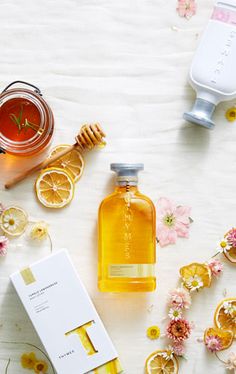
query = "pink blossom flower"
xmin=168 ymin=288 xmax=191 ymax=310
xmin=166 ymin=318 xmax=191 ymax=342
xmin=177 ymin=0 xmax=197 ymax=20
xmin=156 ymin=197 xmax=191 ymax=247
xmin=207 ymin=259 xmax=223 ymax=277
xmin=225 ymin=352 xmax=236 ymax=370
xmin=205 ymin=335 xmax=222 ymax=353
xmin=0 ymin=236 xmax=9 ymax=256
xmin=226 ymin=228 xmax=236 ymax=248
xmin=172 ymin=341 xmax=185 ymax=356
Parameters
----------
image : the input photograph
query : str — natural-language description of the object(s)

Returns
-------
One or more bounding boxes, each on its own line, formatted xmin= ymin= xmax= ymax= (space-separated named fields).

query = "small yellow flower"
xmin=21 ymin=352 xmax=37 ymax=369
xmin=225 ymin=107 xmax=236 ymax=122
xmin=161 ymin=345 xmax=174 ymax=360
xmin=147 ymin=325 xmax=161 ymax=340
xmin=30 ymin=221 xmax=49 ymax=241
xmin=1 ymin=206 xmax=28 ymax=236
xmin=219 ymin=240 xmax=231 ymax=253
xmin=220 ymin=240 xmax=227 ymax=248
xmin=185 ymin=275 xmax=203 ymax=292
xmin=34 ymin=360 xmax=48 ymax=373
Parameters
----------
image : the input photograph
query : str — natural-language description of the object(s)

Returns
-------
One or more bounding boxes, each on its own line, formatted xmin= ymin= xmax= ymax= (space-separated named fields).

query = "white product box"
xmin=10 ymin=249 xmax=122 ymax=374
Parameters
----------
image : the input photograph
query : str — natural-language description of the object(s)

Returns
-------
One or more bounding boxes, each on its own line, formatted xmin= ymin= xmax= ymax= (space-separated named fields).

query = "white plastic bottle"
xmin=184 ymin=0 xmax=236 ymax=129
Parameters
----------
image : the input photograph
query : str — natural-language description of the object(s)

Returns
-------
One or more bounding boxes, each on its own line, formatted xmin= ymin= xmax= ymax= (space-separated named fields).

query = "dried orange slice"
xmin=35 ymin=168 xmax=74 ymax=209
xmin=224 ymin=246 xmax=236 ymax=263
xmin=204 ymin=327 xmax=233 ymax=350
xmin=48 ymin=144 xmax=84 ymax=182
xmin=214 ymin=298 xmax=236 ymax=337
xmin=180 ymin=263 xmax=211 ymax=291
xmin=222 ymin=229 xmax=236 ymax=264
xmin=145 ymin=350 xmax=179 ymax=374
xmin=0 ymin=206 xmax=28 ymax=236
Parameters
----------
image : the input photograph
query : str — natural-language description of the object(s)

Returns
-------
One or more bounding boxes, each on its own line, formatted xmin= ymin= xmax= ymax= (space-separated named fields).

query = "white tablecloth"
xmin=0 ymin=0 xmax=235 ymax=373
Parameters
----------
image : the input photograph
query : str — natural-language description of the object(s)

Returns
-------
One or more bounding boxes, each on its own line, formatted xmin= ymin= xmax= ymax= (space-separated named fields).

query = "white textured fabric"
xmin=0 ymin=0 xmax=236 ymax=373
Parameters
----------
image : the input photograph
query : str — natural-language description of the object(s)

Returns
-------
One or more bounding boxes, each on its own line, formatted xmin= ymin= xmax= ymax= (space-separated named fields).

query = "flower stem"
xmin=5 ymin=358 xmax=10 ymax=374
xmin=215 ymin=352 xmax=227 ymax=364
xmin=0 ymin=341 xmax=56 ymax=374
xmin=211 ymin=251 xmax=221 ymax=259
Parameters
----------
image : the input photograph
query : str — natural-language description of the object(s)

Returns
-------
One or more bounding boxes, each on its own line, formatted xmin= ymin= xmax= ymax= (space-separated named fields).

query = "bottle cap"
xmin=110 ymin=163 xmax=144 ymax=185
xmin=183 ymin=98 xmax=216 ymax=129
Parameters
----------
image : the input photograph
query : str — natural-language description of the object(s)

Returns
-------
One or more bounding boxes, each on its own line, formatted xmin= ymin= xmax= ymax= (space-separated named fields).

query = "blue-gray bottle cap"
xmin=183 ymin=98 xmax=216 ymax=129
xmin=111 ymin=164 xmax=144 ymax=185
xmin=110 ymin=163 xmax=144 ymax=177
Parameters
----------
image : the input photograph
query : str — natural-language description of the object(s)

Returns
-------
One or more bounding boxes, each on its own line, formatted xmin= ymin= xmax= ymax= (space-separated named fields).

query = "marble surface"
xmin=0 ymin=0 xmax=236 ymax=373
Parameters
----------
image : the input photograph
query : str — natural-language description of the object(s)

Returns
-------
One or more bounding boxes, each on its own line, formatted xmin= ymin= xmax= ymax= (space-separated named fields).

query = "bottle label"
xmin=212 ymin=6 xmax=236 ymax=26
xmin=108 ymin=264 xmax=155 ymax=278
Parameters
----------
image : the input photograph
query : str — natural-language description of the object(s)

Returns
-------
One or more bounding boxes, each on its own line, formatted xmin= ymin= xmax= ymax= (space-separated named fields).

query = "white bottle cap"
xmin=183 ymin=98 xmax=216 ymax=129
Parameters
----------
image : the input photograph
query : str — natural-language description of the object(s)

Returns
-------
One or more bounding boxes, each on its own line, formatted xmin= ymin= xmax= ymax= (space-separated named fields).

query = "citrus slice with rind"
xmin=35 ymin=167 xmax=74 ymax=209
xmin=204 ymin=327 xmax=234 ymax=350
xmin=222 ymin=229 xmax=236 ymax=264
xmin=224 ymin=246 xmax=236 ymax=263
xmin=145 ymin=350 xmax=179 ymax=374
xmin=0 ymin=206 xmax=28 ymax=236
xmin=180 ymin=263 xmax=212 ymax=291
xmin=48 ymin=144 xmax=84 ymax=182
xmin=214 ymin=298 xmax=236 ymax=338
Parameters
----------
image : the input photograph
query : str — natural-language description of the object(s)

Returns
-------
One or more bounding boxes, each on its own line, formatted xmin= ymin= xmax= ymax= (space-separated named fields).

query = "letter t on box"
xmin=10 ymin=249 xmax=122 ymax=374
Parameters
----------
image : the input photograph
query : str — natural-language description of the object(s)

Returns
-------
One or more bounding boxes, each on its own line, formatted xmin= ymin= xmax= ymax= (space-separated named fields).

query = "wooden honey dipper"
xmin=5 ymin=124 xmax=106 ymax=189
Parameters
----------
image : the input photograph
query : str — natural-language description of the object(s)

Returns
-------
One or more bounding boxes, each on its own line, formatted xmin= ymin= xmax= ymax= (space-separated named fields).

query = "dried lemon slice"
xmin=180 ymin=263 xmax=212 ymax=291
xmin=0 ymin=206 xmax=28 ymax=236
xmin=35 ymin=167 xmax=74 ymax=209
xmin=214 ymin=298 xmax=236 ymax=338
xmin=48 ymin=144 xmax=84 ymax=182
xmin=145 ymin=350 xmax=179 ymax=374
xmin=204 ymin=327 xmax=233 ymax=350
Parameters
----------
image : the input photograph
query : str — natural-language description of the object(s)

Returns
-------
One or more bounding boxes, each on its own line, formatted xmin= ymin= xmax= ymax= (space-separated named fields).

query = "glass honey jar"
xmin=0 ymin=81 xmax=54 ymax=156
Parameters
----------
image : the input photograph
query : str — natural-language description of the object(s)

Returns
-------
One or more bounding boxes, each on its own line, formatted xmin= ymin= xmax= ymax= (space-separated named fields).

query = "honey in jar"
xmin=0 ymin=81 xmax=54 ymax=156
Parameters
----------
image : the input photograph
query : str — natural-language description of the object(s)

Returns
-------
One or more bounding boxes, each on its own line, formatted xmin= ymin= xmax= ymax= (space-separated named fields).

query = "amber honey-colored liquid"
xmin=98 ymin=185 xmax=156 ymax=292
xmin=0 ymin=97 xmax=41 ymax=142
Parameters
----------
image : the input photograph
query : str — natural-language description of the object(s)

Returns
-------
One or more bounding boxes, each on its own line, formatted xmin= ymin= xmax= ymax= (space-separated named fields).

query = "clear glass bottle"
xmin=98 ymin=163 xmax=156 ymax=292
